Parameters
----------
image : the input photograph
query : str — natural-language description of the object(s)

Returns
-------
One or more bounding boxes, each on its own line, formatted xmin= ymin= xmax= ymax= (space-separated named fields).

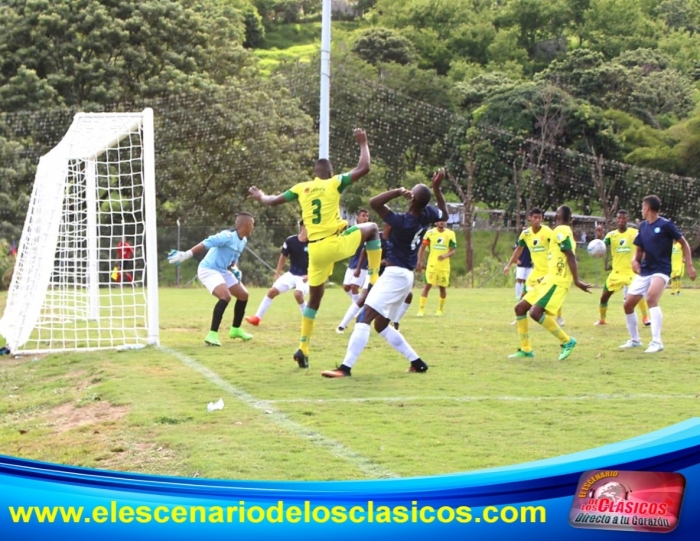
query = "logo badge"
xmin=654 ymin=227 xmax=661 ymax=233
xmin=569 ymin=470 xmax=685 ymax=533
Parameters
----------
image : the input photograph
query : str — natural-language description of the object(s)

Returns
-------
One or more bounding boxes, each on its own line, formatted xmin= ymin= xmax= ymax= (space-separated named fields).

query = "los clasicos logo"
xmin=568 ymin=470 xmax=685 ymax=533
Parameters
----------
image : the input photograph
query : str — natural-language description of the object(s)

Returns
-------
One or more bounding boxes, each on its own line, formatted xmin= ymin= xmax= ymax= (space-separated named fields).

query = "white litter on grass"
xmin=207 ymin=398 xmax=224 ymax=412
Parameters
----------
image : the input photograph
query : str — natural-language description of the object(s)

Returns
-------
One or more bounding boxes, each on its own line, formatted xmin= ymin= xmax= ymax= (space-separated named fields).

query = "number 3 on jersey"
xmin=311 ymin=199 xmax=322 ymax=224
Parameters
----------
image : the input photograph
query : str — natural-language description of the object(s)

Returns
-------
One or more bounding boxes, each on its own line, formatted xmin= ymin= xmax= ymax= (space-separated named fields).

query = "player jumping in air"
xmin=248 ymin=128 xmax=381 ymax=369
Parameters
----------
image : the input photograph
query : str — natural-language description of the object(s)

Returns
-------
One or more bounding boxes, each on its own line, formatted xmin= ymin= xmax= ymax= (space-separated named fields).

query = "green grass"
xmin=253 ymin=21 xmax=361 ymax=73
xmin=2 ymin=285 xmax=699 ymax=481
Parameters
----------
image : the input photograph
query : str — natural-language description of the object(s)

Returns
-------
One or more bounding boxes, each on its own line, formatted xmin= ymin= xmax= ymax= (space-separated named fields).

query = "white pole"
xmin=319 ymin=0 xmax=332 ymax=159
xmin=142 ymin=108 xmax=160 ymax=345
xmin=85 ymin=159 xmax=100 ymax=320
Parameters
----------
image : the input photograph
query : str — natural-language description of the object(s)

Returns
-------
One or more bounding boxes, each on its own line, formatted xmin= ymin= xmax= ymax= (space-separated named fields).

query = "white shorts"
xmin=272 ymin=272 xmax=309 ymax=296
xmin=198 ymin=267 xmax=239 ymax=294
xmin=628 ymin=273 xmax=670 ymax=297
xmin=344 ymin=267 xmax=368 ymax=287
xmin=365 ymin=267 xmax=413 ymax=321
xmin=516 ymin=266 xmax=533 ymax=281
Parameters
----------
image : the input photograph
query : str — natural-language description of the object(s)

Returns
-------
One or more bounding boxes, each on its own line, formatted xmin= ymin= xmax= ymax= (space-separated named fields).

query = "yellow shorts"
xmin=307 ymin=228 xmax=362 ymax=287
xmin=525 ymin=271 xmax=547 ymax=293
xmin=671 ymin=265 xmax=685 ymax=279
xmin=604 ymin=271 xmax=634 ymax=293
xmin=523 ymin=277 xmax=570 ymax=315
xmin=425 ymin=266 xmax=450 ymax=287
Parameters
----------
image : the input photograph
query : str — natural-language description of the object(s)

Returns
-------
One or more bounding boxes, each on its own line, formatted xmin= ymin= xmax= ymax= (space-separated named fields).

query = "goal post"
xmin=0 ymin=108 xmax=159 ymax=354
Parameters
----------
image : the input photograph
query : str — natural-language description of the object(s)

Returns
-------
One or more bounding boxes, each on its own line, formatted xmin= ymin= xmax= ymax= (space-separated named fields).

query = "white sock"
xmin=342 ymin=322 xmax=371 ymax=368
xmin=395 ymin=301 xmax=411 ymax=323
xmin=339 ymin=302 xmax=362 ymax=329
xmin=351 ymin=293 xmax=360 ymax=304
xmin=256 ymin=296 xmax=273 ymax=319
xmin=298 ymin=301 xmax=306 ymax=314
xmin=344 ymin=289 xmax=354 ymax=300
xmin=649 ymin=306 xmax=663 ymax=343
xmin=625 ymin=312 xmax=640 ymax=342
xmin=515 ymin=282 xmax=523 ymax=300
xmin=379 ymin=325 xmax=419 ymax=361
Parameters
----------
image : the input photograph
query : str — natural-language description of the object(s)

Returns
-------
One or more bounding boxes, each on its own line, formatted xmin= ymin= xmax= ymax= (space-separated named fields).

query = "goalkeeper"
xmin=248 ymin=128 xmax=381 ymax=369
xmin=168 ymin=212 xmax=255 ymax=346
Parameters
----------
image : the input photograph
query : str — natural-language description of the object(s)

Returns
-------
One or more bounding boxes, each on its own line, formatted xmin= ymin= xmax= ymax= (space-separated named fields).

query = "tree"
xmin=351 ymin=28 xmax=417 ymax=66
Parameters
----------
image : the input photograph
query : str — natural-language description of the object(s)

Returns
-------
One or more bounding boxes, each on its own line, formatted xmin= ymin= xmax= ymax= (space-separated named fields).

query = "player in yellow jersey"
xmin=670 ymin=240 xmax=684 ymax=295
xmin=416 ymin=222 xmax=456 ymax=316
xmin=248 ymin=128 xmax=381 ymax=369
xmin=593 ymin=210 xmax=650 ymax=325
xmin=504 ymin=207 xmax=552 ymax=292
xmin=508 ymin=205 xmax=592 ymax=361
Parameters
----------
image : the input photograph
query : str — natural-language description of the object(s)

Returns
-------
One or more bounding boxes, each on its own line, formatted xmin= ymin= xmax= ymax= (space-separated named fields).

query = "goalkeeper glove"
xmin=168 ymin=249 xmax=193 ymax=265
xmin=231 ymin=266 xmax=242 ymax=281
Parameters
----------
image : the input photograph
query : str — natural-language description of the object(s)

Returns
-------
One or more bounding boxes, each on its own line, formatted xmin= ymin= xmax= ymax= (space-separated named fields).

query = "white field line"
xmin=265 ymin=393 xmax=700 ymax=404
xmin=160 ymin=347 xmax=398 ymax=479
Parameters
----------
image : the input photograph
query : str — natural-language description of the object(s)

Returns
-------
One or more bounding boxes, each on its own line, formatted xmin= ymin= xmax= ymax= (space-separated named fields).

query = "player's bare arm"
xmin=416 ymin=242 xmax=428 ymax=273
xmin=369 ymin=187 xmax=408 ymax=218
xmin=248 ymin=186 xmax=288 ymax=207
xmin=679 ymin=236 xmax=697 ymax=280
xmin=632 ymin=246 xmax=643 ymax=274
xmin=348 ymin=128 xmax=371 ymax=183
xmin=504 ymin=245 xmax=524 ymax=274
xmin=274 ymin=253 xmax=287 ymax=281
xmin=431 ymin=168 xmax=448 ymax=219
xmin=565 ymin=249 xmax=592 ymax=293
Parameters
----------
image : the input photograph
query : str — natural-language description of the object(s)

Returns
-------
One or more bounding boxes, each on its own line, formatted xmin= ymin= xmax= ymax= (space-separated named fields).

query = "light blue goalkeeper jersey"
xmin=199 ymin=229 xmax=247 ymax=273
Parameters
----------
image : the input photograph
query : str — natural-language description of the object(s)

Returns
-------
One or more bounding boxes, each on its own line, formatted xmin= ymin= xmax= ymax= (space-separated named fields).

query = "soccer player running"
xmin=620 ymin=195 xmax=696 ymax=353
xmin=321 ymin=169 xmax=449 ymax=378
xmin=248 ymin=128 xmax=381 ymax=369
xmin=416 ymin=220 xmax=456 ymax=316
xmin=167 ymin=212 xmax=255 ymax=346
xmin=593 ymin=210 xmax=650 ymax=326
xmin=508 ymin=205 xmax=592 ymax=361
xmin=670 ymin=240 xmax=684 ymax=295
xmin=245 ymin=221 xmax=309 ymax=326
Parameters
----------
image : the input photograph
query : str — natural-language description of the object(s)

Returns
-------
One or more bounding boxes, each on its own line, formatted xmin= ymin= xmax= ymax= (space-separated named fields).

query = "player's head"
xmin=555 ymin=205 xmax=572 ymax=225
xmin=235 ymin=212 xmax=255 ymax=238
xmin=314 ymin=158 xmax=333 ymax=179
xmin=642 ymin=195 xmax=661 ymax=219
xmin=528 ymin=208 xmax=543 ymax=227
xmin=356 ymin=209 xmax=369 ymax=224
xmin=616 ymin=209 xmax=628 ymax=229
xmin=409 ymin=184 xmax=432 ymax=210
xmin=436 ymin=221 xmax=447 ymax=231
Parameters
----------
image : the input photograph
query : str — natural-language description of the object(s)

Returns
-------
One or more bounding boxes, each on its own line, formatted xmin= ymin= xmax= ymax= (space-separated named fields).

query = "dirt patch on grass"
xmin=46 ymin=400 xmax=129 ymax=433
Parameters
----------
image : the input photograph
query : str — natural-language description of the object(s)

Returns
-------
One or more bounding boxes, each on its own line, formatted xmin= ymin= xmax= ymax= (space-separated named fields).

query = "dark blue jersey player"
xmin=322 ymin=169 xmax=449 ymax=378
xmin=620 ymin=195 xmax=696 ymax=353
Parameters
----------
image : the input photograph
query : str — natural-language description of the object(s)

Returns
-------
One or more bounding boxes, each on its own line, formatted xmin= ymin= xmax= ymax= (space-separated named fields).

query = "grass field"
xmin=1 ymin=285 xmax=699 ymax=481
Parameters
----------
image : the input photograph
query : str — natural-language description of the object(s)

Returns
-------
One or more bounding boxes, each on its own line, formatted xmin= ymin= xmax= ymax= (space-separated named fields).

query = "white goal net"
xmin=0 ymin=109 xmax=159 ymax=354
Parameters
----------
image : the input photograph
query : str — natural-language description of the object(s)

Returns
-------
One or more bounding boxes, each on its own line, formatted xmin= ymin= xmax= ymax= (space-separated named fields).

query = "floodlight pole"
xmin=319 ymin=0 xmax=332 ymax=159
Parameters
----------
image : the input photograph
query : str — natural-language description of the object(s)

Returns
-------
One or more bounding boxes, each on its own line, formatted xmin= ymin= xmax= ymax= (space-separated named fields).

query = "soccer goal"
xmin=0 ymin=109 xmax=159 ymax=354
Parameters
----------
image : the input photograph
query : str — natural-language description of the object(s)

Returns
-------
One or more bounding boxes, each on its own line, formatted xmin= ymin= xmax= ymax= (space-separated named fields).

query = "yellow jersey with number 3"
xmin=284 ymin=174 xmax=352 ymax=241
xmin=548 ymin=225 xmax=575 ymax=287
